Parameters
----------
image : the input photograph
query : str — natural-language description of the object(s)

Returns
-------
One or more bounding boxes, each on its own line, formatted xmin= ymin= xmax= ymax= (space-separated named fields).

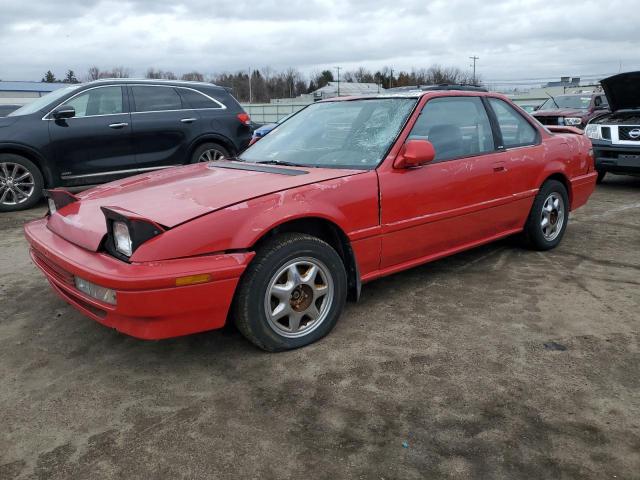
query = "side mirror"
xmin=394 ymin=139 xmax=436 ymax=168
xmin=52 ymin=105 xmax=75 ymax=119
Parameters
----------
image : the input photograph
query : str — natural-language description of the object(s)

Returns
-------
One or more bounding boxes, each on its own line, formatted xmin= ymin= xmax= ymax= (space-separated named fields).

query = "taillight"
xmin=587 ymin=148 xmax=595 ymax=173
xmin=237 ymin=112 xmax=251 ymax=126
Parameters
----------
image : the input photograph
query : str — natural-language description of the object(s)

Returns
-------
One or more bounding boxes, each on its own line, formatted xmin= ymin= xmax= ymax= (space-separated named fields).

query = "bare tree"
xmin=86 ymin=66 xmax=101 ymax=81
xmin=181 ymin=71 xmax=205 ymax=82
xmin=146 ymin=68 xmax=178 ymax=80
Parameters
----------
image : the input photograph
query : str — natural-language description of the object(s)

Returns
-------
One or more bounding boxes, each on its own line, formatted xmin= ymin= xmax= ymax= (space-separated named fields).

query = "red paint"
xmin=25 ymin=90 xmax=597 ymax=340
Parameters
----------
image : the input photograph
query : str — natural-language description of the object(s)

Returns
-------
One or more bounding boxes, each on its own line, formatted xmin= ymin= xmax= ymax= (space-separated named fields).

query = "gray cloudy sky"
xmin=1 ymin=0 xmax=639 ymax=84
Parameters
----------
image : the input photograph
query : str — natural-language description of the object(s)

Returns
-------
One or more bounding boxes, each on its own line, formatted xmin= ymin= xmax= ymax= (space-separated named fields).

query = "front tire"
xmin=233 ymin=233 xmax=347 ymax=352
xmin=596 ymin=169 xmax=606 ymax=184
xmin=0 ymin=154 xmax=44 ymax=212
xmin=523 ymin=179 xmax=569 ymax=251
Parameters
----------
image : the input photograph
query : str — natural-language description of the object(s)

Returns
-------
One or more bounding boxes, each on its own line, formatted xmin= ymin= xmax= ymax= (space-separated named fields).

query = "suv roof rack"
xmin=386 ymin=84 xmax=487 ymax=93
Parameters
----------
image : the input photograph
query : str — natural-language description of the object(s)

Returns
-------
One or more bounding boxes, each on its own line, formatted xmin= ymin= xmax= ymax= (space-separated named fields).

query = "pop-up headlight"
xmin=101 ymin=207 xmax=166 ymax=261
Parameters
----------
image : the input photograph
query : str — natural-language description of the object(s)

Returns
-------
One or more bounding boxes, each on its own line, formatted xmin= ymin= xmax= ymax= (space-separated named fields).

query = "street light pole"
xmin=248 ymin=67 xmax=252 ymax=103
xmin=469 ymin=56 xmax=479 ymax=85
xmin=335 ymin=66 xmax=341 ymax=97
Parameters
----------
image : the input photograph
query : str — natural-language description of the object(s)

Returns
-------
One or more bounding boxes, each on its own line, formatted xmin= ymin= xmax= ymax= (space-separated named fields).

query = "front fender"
xmin=132 ymin=171 xmax=380 ymax=262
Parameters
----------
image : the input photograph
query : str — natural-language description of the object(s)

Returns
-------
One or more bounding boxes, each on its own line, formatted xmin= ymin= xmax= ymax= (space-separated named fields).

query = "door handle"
xmin=108 ymin=122 xmax=128 ymax=129
xmin=180 ymin=118 xmax=198 ymax=123
xmin=493 ymin=161 xmax=506 ymax=172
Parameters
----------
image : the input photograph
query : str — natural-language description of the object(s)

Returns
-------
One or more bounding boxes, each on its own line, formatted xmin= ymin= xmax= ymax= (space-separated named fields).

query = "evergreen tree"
xmin=41 ymin=70 xmax=56 ymax=83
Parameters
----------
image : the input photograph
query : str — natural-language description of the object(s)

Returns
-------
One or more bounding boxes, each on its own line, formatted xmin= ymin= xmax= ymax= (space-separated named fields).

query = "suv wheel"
xmin=191 ymin=143 xmax=230 ymax=164
xmin=233 ymin=233 xmax=347 ymax=351
xmin=596 ymin=170 xmax=606 ymax=184
xmin=523 ymin=179 xmax=569 ymax=251
xmin=0 ymin=154 xmax=44 ymax=212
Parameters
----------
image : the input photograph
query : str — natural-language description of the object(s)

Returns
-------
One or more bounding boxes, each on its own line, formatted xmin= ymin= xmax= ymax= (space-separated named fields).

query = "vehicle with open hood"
xmin=24 ymin=86 xmax=597 ymax=351
xmin=585 ymin=71 xmax=640 ymax=182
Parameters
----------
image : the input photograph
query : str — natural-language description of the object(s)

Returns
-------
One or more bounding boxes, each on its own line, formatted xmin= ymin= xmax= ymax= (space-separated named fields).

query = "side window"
xmin=408 ymin=97 xmax=494 ymax=162
xmin=178 ymin=88 xmax=223 ymax=109
xmin=488 ymin=98 xmax=538 ymax=148
xmin=62 ymin=86 xmax=123 ymax=117
xmin=131 ymin=86 xmax=182 ymax=112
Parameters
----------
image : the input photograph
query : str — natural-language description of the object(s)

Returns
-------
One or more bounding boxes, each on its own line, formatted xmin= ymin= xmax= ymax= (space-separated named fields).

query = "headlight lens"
xmin=564 ymin=117 xmax=582 ymax=126
xmin=585 ymin=124 xmax=601 ymax=140
xmin=74 ymin=276 xmax=117 ymax=305
xmin=113 ymin=221 xmax=133 ymax=257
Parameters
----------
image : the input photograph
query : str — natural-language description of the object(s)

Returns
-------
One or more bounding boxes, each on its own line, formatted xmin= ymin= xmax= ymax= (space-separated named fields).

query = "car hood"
xmin=601 ymin=71 xmax=640 ymax=112
xmin=533 ymin=108 xmax=586 ymax=117
xmin=47 ymin=161 xmax=365 ymax=251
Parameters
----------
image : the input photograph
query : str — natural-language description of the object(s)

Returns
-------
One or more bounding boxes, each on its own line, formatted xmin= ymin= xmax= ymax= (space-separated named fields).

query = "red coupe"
xmin=25 ymin=87 xmax=597 ymax=351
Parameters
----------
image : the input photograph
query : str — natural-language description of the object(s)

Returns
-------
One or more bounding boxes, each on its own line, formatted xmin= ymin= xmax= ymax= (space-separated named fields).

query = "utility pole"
xmin=390 ymin=68 xmax=394 ymax=88
xmin=335 ymin=66 xmax=341 ymax=97
xmin=469 ymin=56 xmax=479 ymax=85
xmin=248 ymin=67 xmax=252 ymax=103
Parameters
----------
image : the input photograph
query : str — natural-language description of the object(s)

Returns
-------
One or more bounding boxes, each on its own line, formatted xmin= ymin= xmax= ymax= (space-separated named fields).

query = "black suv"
xmin=0 ymin=79 xmax=252 ymax=211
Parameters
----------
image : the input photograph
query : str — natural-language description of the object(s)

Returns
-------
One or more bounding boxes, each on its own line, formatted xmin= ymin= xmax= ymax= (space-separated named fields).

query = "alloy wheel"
xmin=264 ymin=257 xmax=334 ymax=338
xmin=540 ymin=192 xmax=565 ymax=241
xmin=198 ymin=149 xmax=226 ymax=162
xmin=0 ymin=162 xmax=35 ymax=206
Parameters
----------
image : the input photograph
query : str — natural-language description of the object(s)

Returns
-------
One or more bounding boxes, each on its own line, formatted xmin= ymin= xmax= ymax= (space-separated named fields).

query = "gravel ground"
xmin=1 ymin=175 xmax=639 ymax=479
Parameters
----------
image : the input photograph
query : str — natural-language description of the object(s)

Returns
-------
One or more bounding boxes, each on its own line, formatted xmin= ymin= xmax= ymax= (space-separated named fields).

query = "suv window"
xmin=178 ymin=88 xmax=223 ymax=109
xmin=488 ymin=98 xmax=538 ymax=148
xmin=62 ymin=86 xmax=124 ymax=117
xmin=408 ymin=97 xmax=494 ymax=162
xmin=131 ymin=86 xmax=182 ymax=112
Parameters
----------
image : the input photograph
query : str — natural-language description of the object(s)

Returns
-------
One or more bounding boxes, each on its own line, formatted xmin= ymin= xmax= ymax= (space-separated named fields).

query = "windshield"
xmin=8 ymin=85 xmax=82 ymax=117
xmin=240 ymin=98 xmax=417 ymax=169
xmin=539 ymin=95 xmax=592 ymax=111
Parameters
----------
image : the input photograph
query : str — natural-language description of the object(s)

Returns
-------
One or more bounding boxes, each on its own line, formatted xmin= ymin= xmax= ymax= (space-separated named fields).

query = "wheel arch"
xmin=541 ymin=172 xmax=573 ymax=208
xmin=187 ymin=134 xmax=237 ymax=161
xmin=0 ymin=144 xmax=54 ymax=187
xmin=250 ymin=216 xmax=361 ymax=301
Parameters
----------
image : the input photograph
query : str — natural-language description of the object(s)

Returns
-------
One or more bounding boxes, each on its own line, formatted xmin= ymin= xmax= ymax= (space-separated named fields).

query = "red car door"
xmin=377 ymin=95 xmax=520 ymax=270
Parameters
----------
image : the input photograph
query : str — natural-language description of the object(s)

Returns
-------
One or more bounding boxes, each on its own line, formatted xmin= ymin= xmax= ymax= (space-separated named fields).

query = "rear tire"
xmin=190 ymin=143 xmax=230 ymax=164
xmin=0 ymin=154 xmax=44 ymax=212
xmin=523 ymin=180 xmax=569 ymax=251
xmin=233 ymin=233 xmax=347 ymax=352
xmin=596 ymin=170 xmax=606 ymax=184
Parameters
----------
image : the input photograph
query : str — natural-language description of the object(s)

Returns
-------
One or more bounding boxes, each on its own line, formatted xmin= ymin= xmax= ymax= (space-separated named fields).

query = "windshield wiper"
xmin=254 ymin=160 xmax=308 ymax=167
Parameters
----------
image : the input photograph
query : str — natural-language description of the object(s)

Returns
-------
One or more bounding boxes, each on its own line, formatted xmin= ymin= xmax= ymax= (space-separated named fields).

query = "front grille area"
xmin=618 ymin=126 xmax=640 ymax=141
xmin=601 ymin=126 xmax=611 ymax=140
xmin=535 ymin=116 xmax=560 ymax=126
xmin=32 ymin=249 xmax=75 ymax=286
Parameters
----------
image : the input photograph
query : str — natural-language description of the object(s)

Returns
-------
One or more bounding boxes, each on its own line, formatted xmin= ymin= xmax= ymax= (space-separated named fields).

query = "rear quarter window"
xmin=178 ymin=88 xmax=224 ymax=109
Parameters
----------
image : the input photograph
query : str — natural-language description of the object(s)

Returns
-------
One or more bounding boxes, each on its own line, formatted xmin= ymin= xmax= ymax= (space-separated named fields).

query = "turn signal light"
xmin=175 ymin=274 xmax=212 ymax=287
